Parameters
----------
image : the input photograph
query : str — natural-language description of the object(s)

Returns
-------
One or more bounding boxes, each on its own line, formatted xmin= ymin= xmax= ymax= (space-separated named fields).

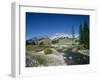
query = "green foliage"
xmin=26 ymin=40 xmax=36 ymax=45
xmin=44 ymin=48 xmax=53 ymax=55
xmin=26 ymin=45 xmax=53 ymax=52
xmin=79 ymin=21 xmax=89 ymax=49
xmin=83 ymin=21 xmax=89 ymax=49
xmin=26 ymin=45 xmax=44 ymax=52
xmin=39 ymin=42 xmax=44 ymax=45
xmin=52 ymin=39 xmax=59 ymax=44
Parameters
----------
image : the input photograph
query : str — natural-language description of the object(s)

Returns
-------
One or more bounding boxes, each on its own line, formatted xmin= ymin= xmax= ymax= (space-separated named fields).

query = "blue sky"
xmin=26 ymin=12 xmax=89 ymax=40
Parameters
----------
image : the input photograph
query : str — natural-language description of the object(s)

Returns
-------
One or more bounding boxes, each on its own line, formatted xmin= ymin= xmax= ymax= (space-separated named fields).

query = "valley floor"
xmin=26 ymin=44 xmax=89 ymax=67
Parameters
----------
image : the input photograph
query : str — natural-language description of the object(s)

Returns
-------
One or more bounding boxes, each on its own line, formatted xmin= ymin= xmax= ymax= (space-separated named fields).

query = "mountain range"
xmin=27 ymin=33 xmax=79 ymax=41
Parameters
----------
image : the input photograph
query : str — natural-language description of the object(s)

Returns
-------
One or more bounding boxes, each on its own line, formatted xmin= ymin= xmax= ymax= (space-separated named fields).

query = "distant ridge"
xmin=27 ymin=33 xmax=79 ymax=41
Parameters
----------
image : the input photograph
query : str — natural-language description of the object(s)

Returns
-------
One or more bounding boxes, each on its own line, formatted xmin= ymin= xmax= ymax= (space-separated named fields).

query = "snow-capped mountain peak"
xmin=50 ymin=33 xmax=72 ymax=40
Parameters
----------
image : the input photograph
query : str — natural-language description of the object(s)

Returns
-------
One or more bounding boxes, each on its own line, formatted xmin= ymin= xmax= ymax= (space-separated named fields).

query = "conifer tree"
xmin=83 ymin=20 xmax=89 ymax=49
xmin=79 ymin=20 xmax=89 ymax=49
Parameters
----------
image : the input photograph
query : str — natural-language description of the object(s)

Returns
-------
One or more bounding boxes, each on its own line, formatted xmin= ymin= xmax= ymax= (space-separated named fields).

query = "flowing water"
xmin=63 ymin=48 xmax=89 ymax=65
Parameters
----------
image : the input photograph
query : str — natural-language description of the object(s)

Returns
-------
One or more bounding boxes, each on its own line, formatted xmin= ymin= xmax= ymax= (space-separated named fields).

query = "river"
xmin=62 ymin=48 xmax=89 ymax=65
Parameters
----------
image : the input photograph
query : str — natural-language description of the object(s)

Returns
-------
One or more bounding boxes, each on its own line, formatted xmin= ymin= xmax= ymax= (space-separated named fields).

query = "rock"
xmin=63 ymin=57 xmax=66 ymax=60
xmin=78 ymin=50 xmax=89 ymax=56
xmin=26 ymin=48 xmax=67 ymax=67
xmin=44 ymin=54 xmax=66 ymax=66
xmin=72 ymin=48 xmax=77 ymax=52
xmin=26 ymin=56 xmax=40 ymax=67
xmin=68 ymin=56 xmax=73 ymax=59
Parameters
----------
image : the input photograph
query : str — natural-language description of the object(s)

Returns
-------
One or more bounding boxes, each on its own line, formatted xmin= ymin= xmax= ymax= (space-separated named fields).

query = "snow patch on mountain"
xmin=50 ymin=33 xmax=72 ymax=40
xmin=28 ymin=33 xmax=79 ymax=41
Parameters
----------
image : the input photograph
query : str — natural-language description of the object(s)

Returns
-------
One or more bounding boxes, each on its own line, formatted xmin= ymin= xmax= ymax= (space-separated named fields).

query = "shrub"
xmin=51 ymin=39 xmax=59 ymax=44
xmin=32 ymin=55 xmax=46 ymax=65
xmin=44 ymin=48 xmax=53 ymax=55
xmin=26 ymin=45 xmax=54 ymax=52
xmin=26 ymin=45 xmax=45 ymax=52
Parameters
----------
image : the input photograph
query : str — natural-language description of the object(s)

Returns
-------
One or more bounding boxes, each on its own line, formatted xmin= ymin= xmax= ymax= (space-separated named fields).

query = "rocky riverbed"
xmin=26 ymin=46 xmax=89 ymax=67
xmin=63 ymin=48 xmax=89 ymax=65
xmin=26 ymin=48 xmax=66 ymax=67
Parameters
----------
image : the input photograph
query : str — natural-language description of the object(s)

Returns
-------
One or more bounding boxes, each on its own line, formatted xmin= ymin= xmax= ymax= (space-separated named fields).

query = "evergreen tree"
xmin=83 ymin=20 xmax=89 ymax=49
xmin=79 ymin=20 xmax=89 ymax=49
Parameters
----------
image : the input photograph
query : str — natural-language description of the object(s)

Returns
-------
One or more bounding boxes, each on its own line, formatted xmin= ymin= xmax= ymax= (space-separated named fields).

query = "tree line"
xmin=79 ymin=20 xmax=89 ymax=49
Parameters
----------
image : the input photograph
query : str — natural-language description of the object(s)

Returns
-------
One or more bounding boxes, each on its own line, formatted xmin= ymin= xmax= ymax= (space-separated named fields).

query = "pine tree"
xmin=83 ymin=20 xmax=89 ymax=49
xmin=79 ymin=21 xmax=89 ymax=49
